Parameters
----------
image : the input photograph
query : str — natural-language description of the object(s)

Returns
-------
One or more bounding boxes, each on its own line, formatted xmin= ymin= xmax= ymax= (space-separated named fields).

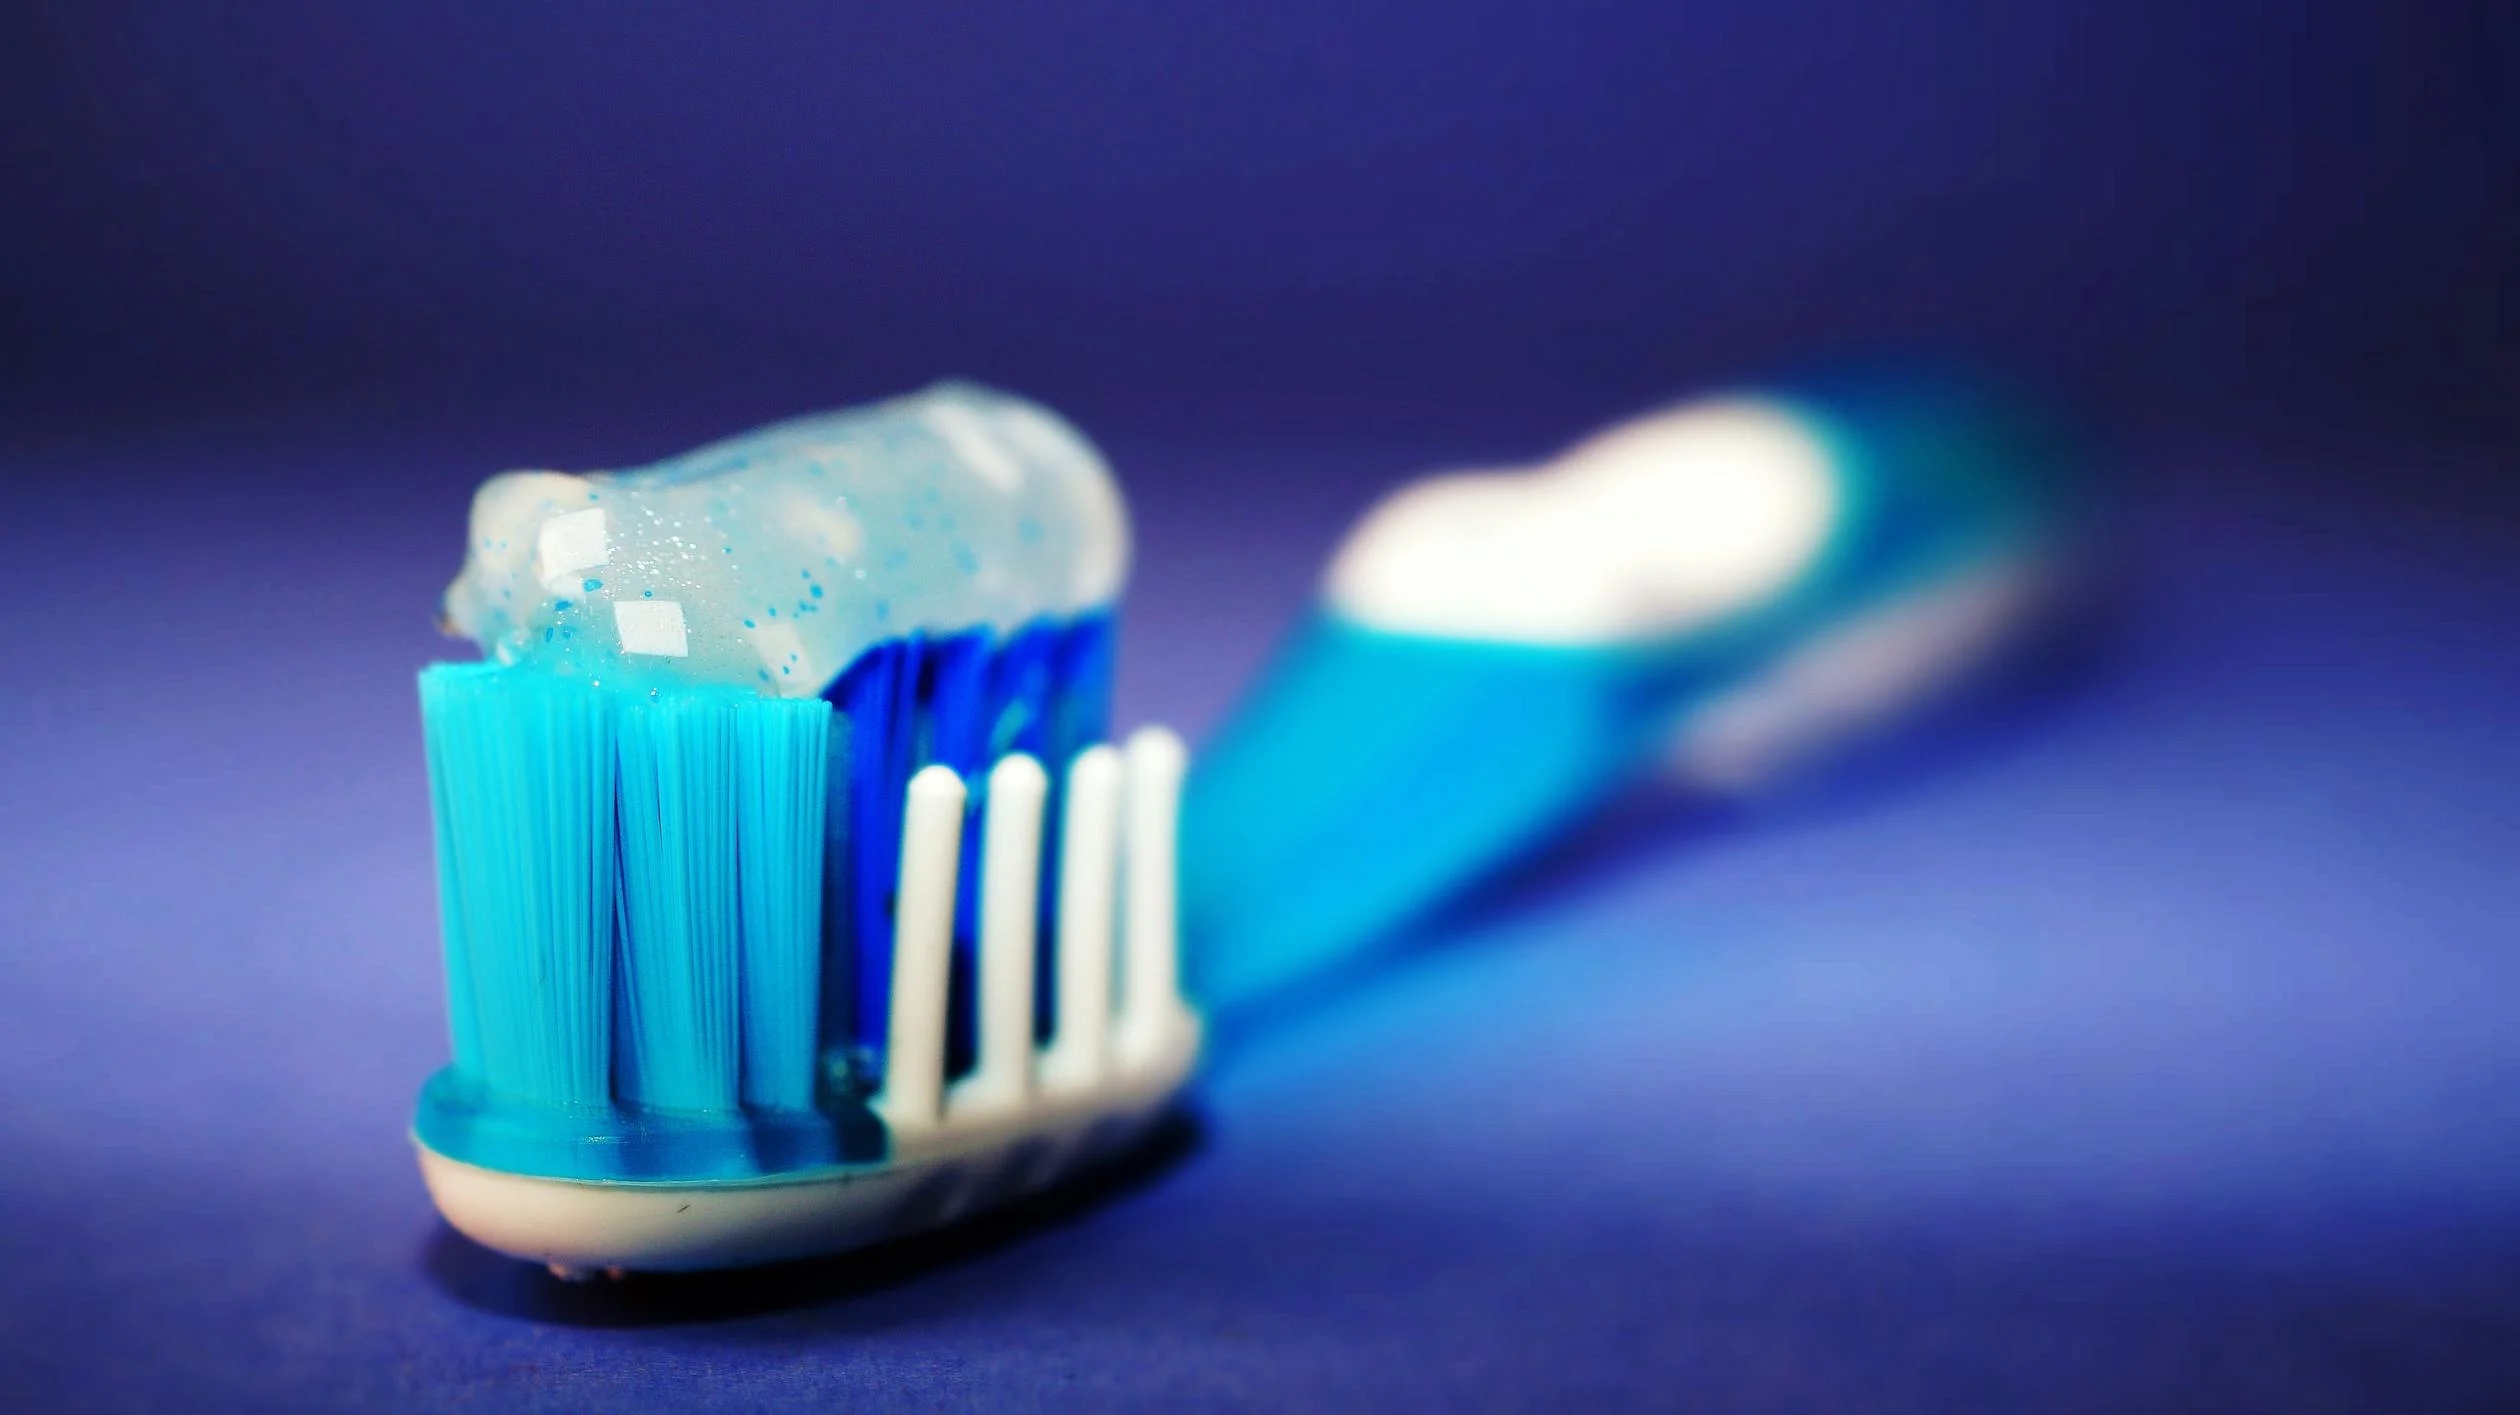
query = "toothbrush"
xmin=414 ymin=385 xmax=1198 ymax=1277
xmin=1181 ymin=375 xmax=2085 ymax=1011
xmin=412 ymin=375 xmax=2076 ymax=1277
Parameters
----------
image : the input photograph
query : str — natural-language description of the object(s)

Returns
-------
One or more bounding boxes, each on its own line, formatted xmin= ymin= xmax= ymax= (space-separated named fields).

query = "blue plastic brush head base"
xmin=414 ymin=1066 xmax=889 ymax=1183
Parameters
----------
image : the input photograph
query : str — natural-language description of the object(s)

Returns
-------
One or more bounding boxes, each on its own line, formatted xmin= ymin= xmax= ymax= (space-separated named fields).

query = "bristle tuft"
xmin=737 ymin=699 xmax=831 ymax=1111
xmin=615 ymin=694 xmax=744 ymax=1113
xmin=419 ymin=665 xmax=617 ymax=1109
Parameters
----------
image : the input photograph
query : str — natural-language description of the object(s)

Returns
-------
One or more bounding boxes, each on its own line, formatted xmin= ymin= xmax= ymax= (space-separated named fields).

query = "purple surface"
xmin=8 ymin=2 xmax=2516 ymax=1405
xmin=4 ymin=406 xmax=2518 ymax=1410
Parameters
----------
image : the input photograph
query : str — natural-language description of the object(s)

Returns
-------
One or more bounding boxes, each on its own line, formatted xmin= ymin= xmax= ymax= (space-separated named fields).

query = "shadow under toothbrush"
xmin=1203 ymin=593 xmax=2129 ymax=1058
xmin=419 ymin=1106 xmax=1208 ymax=1327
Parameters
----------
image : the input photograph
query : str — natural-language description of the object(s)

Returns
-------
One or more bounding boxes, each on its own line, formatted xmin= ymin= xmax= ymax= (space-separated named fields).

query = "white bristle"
xmin=951 ymin=753 xmax=1049 ymax=1118
xmin=879 ymin=763 xmax=967 ymax=1132
xmin=1042 ymin=744 xmax=1123 ymax=1094
xmin=1118 ymin=727 xmax=1190 ymax=1062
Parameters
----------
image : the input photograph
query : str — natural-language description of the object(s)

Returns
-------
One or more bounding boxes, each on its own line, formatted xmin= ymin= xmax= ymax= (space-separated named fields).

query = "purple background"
xmin=7 ymin=3 xmax=2520 ymax=1410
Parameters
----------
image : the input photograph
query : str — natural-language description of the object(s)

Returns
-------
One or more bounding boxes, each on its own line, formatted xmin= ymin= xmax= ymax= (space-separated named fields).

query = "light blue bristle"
xmin=735 ymin=698 xmax=831 ymax=1111
xmin=418 ymin=664 xmax=616 ymax=1110
xmin=420 ymin=680 xmax=483 ymax=1078
xmin=615 ymin=694 xmax=745 ymax=1113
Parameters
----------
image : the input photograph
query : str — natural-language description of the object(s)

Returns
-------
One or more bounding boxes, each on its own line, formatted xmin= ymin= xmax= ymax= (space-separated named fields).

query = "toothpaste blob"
xmin=441 ymin=382 xmax=1130 ymax=694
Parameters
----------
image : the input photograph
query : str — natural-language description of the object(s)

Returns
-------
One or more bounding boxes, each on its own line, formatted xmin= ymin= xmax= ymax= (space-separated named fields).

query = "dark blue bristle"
xmin=829 ymin=638 xmax=919 ymax=1053
xmin=818 ymin=615 xmax=1114 ymax=1076
xmin=1035 ymin=617 xmax=1116 ymax=1040
xmin=922 ymin=631 xmax=995 ymax=1079
xmin=977 ymin=623 xmax=1061 ymax=1041
xmin=1047 ymin=616 xmax=1118 ymax=762
xmin=987 ymin=626 xmax=1058 ymax=762
xmin=815 ymin=711 xmax=859 ymax=1091
xmin=922 ymin=633 xmax=999 ymax=771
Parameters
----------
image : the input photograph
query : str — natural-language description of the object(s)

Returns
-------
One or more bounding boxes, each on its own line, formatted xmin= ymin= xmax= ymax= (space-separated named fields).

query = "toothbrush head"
xmin=416 ymin=709 xmax=1198 ymax=1275
xmin=412 ymin=386 xmax=1201 ymax=1274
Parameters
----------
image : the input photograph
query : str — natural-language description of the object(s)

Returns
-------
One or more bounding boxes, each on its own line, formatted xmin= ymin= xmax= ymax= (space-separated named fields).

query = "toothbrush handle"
xmin=1180 ymin=379 xmax=2086 ymax=1013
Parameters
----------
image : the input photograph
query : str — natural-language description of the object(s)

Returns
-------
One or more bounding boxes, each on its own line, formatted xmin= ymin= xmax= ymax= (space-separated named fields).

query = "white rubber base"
xmin=418 ymin=1013 xmax=1200 ymax=1275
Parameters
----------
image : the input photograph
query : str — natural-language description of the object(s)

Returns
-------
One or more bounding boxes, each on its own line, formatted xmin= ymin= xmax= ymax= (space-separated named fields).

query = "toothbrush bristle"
xmin=967 ymin=754 xmax=1050 ymax=1113
xmin=413 ymin=613 xmax=1128 ymax=1185
xmin=1118 ymin=727 xmax=1189 ymax=1056
xmin=615 ymin=695 xmax=747 ymax=1113
xmin=822 ymin=616 xmax=1117 ymax=1067
xmin=1041 ymin=745 xmax=1122 ymax=1094
xmin=415 ymin=708 xmax=1202 ymax=1273
xmin=878 ymin=764 xmax=967 ymax=1130
xmin=419 ymin=665 xmax=617 ymax=1110
xmin=735 ymin=699 xmax=832 ymax=1112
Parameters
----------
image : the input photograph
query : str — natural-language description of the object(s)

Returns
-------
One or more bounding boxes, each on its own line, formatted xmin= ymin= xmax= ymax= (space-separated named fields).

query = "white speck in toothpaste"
xmin=613 ymin=600 xmax=690 ymax=657
xmin=534 ymin=508 xmax=609 ymax=592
